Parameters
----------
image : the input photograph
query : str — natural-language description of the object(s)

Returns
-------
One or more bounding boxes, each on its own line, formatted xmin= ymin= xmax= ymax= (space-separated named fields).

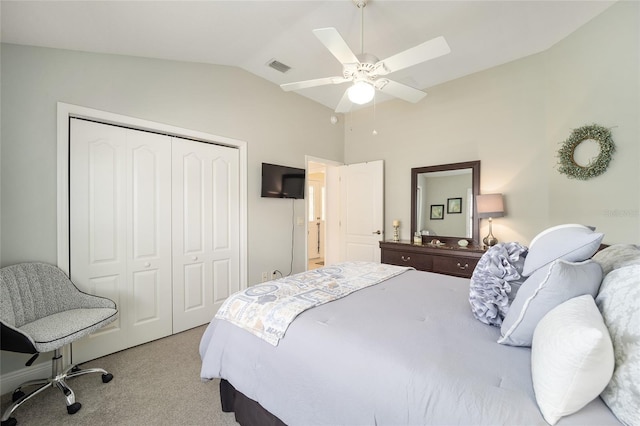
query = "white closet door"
xmin=172 ymin=138 xmax=240 ymax=332
xmin=70 ymin=119 xmax=172 ymax=363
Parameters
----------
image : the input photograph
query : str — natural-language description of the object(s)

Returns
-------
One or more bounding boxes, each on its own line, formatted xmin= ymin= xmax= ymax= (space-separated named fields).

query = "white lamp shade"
xmin=476 ymin=193 xmax=504 ymax=218
xmin=348 ymin=81 xmax=375 ymax=105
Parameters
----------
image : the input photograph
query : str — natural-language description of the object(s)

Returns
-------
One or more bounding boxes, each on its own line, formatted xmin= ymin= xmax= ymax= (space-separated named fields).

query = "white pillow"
xmin=498 ymin=259 xmax=602 ymax=347
xmin=592 ymin=243 xmax=640 ymax=276
xmin=596 ymin=264 xmax=640 ymax=426
xmin=531 ymin=295 xmax=614 ymax=425
xmin=522 ymin=224 xmax=603 ymax=277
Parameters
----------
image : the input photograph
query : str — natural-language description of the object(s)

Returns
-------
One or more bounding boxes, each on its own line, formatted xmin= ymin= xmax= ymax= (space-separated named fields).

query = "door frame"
xmin=305 ymin=156 xmax=342 ymax=268
xmin=56 ymin=102 xmax=248 ymax=290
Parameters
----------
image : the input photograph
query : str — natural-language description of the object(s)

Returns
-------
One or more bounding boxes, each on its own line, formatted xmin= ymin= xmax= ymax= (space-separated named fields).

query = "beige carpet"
xmin=1 ymin=325 xmax=238 ymax=425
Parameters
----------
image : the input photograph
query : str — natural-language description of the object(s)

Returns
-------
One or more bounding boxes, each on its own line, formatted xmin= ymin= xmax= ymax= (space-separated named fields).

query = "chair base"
xmin=1 ymin=349 xmax=113 ymax=425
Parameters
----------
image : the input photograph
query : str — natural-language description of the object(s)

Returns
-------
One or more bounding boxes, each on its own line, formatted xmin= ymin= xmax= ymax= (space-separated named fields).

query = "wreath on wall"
xmin=557 ymin=124 xmax=615 ymax=180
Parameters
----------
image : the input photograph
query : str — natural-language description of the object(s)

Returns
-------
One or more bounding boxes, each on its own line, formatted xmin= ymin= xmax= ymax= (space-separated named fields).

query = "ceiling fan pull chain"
xmin=360 ymin=1 xmax=365 ymax=55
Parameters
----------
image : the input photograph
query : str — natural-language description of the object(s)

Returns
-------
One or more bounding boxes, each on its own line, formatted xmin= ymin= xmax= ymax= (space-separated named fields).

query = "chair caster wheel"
xmin=67 ymin=402 xmax=82 ymax=415
xmin=11 ymin=390 xmax=25 ymax=402
xmin=71 ymin=365 xmax=81 ymax=373
xmin=102 ymin=373 xmax=113 ymax=383
xmin=1 ymin=417 xmax=17 ymax=426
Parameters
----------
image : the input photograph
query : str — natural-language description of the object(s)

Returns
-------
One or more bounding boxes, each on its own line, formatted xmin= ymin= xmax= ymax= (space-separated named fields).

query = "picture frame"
xmin=447 ymin=197 xmax=462 ymax=214
xmin=430 ymin=204 xmax=444 ymax=220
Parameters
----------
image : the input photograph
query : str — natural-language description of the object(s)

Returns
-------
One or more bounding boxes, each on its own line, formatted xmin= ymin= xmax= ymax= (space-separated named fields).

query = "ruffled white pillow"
xmin=469 ymin=242 xmax=527 ymax=326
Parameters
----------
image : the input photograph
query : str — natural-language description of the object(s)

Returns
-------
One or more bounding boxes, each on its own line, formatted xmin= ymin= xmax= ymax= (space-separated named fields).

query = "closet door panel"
xmin=212 ymin=158 xmax=231 ymax=250
xmin=89 ymin=142 xmax=121 ymax=264
xmin=213 ymin=259 xmax=231 ymax=304
xmin=86 ymin=274 xmax=122 ymax=336
xmin=70 ymin=119 xmax=130 ymax=362
xmin=183 ymin=263 xmax=205 ymax=311
xmin=70 ymin=119 xmax=172 ymax=363
xmin=183 ymin=153 xmax=205 ymax=253
xmin=126 ymin=129 xmax=173 ymax=345
xmin=173 ymin=139 xmax=239 ymax=332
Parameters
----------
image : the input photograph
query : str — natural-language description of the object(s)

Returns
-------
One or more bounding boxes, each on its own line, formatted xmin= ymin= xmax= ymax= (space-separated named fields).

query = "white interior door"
xmin=339 ymin=160 xmax=384 ymax=262
xmin=172 ymin=138 xmax=240 ymax=333
xmin=70 ymin=118 xmax=172 ymax=363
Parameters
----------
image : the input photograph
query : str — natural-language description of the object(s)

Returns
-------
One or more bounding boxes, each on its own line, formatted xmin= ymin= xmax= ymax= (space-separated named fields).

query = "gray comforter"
xmin=200 ymin=269 xmax=620 ymax=425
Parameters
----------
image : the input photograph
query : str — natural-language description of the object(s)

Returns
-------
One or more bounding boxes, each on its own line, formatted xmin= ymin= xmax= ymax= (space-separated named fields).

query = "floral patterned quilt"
xmin=215 ymin=261 xmax=412 ymax=345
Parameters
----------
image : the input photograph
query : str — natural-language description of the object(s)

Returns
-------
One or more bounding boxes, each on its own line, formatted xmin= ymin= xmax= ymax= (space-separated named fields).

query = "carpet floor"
xmin=1 ymin=325 xmax=238 ymax=426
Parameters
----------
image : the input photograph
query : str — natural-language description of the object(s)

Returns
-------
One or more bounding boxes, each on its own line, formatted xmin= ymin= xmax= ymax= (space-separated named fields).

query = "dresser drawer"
xmin=432 ymin=256 xmax=478 ymax=278
xmin=382 ymin=250 xmax=432 ymax=271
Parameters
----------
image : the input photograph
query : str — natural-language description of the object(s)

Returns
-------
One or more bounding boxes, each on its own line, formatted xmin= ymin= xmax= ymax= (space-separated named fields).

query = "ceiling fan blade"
xmin=313 ymin=27 xmax=359 ymax=65
xmin=377 ymin=79 xmax=427 ymax=103
xmin=334 ymin=90 xmax=352 ymax=113
xmin=376 ymin=36 xmax=451 ymax=75
xmin=281 ymin=76 xmax=349 ymax=92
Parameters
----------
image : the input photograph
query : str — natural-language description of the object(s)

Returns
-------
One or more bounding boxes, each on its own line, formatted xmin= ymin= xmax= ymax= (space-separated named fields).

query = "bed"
xmin=201 ymin=264 xmax=631 ymax=425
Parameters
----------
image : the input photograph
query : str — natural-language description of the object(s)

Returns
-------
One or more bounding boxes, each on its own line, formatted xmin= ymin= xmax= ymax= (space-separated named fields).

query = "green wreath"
xmin=557 ymin=124 xmax=615 ymax=180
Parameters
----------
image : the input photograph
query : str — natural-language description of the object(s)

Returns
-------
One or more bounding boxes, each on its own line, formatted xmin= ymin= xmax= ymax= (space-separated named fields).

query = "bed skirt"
xmin=219 ymin=379 xmax=286 ymax=426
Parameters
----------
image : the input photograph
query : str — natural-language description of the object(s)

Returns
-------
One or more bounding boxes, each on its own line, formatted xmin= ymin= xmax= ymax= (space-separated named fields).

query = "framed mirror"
xmin=411 ymin=161 xmax=480 ymax=244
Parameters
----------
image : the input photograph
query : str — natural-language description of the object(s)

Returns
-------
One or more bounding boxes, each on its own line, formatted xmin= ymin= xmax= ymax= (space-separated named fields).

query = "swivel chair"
xmin=1 ymin=262 xmax=118 ymax=426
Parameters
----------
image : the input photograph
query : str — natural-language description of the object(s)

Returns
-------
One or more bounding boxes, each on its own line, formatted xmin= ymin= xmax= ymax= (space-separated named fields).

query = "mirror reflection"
xmin=411 ymin=161 xmax=480 ymax=244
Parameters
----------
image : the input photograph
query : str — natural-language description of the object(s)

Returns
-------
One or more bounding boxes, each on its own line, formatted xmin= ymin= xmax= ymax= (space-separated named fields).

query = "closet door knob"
xmin=144 ymin=262 xmax=151 ymax=268
xmin=192 ymin=256 xmax=198 ymax=261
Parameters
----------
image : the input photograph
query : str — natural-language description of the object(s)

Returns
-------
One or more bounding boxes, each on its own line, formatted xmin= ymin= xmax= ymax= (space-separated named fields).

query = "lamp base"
xmin=483 ymin=235 xmax=498 ymax=247
xmin=483 ymin=217 xmax=498 ymax=247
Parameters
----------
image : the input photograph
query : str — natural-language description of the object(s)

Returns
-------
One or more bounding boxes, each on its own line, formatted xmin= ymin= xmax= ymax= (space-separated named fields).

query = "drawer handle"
xmin=457 ymin=262 xmax=469 ymax=270
xmin=401 ymin=255 xmax=411 ymax=262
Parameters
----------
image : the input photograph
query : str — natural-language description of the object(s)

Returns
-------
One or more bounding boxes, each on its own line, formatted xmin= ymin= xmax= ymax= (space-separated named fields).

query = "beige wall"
xmin=0 ymin=43 xmax=343 ymax=275
xmin=345 ymin=1 xmax=639 ymax=246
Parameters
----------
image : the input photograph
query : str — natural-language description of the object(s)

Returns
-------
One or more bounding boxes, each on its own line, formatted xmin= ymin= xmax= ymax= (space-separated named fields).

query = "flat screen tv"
xmin=261 ymin=163 xmax=305 ymax=199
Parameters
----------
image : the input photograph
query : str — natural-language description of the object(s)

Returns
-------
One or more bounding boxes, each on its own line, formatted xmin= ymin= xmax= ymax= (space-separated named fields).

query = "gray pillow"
xmin=592 ymin=243 xmax=640 ymax=276
xmin=596 ymin=264 xmax=640 ymax=426
xmin=498 ymin=259 xmax=603 ymax=347
xmin=522 ymin=224 xmax=603 ymax=277
xmin=469 ymin=242 xmax=527 ymax=326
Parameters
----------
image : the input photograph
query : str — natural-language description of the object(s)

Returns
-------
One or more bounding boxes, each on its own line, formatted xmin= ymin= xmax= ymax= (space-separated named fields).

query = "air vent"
xmin=267 ymin=59 xmax=291 ymax=74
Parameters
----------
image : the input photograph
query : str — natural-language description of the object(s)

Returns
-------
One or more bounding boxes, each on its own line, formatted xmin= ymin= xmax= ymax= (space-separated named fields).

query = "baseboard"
xmin=0 ymin=362 xmax=51 ymax=396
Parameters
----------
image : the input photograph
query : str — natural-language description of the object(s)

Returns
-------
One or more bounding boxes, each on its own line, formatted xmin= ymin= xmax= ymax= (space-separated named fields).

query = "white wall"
xmin=345 ymin=1 xmax=639 ymax=246
xmin=0 ymin=44 xmax=343 ymax=375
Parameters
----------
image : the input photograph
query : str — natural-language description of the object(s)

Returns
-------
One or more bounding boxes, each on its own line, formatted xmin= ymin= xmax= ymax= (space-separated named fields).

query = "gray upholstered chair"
xmin=0 ymin=262 xmax=118 ymax=426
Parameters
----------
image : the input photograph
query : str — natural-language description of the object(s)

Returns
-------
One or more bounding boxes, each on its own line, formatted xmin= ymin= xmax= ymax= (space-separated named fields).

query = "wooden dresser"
xmin=380 ymin=240 xmax=485 ymax=279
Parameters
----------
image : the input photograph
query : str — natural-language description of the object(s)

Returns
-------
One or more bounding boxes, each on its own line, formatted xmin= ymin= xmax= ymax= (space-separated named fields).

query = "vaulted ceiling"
xmin=1 ymin=1 xmax=615 ymax=111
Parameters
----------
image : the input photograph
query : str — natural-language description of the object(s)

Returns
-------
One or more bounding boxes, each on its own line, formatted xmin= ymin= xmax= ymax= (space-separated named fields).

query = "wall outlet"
xmin=270 ymin=270 xmax=278 ymax=280
xmin=261 ymin=272 xmax=268 ymax=282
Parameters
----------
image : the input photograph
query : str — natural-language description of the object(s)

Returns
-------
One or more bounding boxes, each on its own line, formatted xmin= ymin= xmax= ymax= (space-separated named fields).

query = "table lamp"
xmin=476 ymin=194 xmax=504 ymax=247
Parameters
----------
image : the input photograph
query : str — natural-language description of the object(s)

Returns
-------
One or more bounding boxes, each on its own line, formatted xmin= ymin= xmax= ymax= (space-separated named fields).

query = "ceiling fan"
xmin=280 ymin=0 xmax=451 ymax=113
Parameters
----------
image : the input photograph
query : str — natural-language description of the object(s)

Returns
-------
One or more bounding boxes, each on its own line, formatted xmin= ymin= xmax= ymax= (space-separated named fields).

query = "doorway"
xmin=307 ymin=161 xmax=327 ymax=270
xmin=305 ymin=156 xmax=384 ymax=270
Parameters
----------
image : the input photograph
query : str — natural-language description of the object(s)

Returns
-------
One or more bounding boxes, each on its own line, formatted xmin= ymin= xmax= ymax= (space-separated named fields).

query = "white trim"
xmin=0 ymin=361 xmax=51 ymax=396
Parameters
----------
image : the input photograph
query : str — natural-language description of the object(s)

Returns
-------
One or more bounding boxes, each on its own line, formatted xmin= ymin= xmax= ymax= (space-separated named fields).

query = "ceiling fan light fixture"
xmin=348 ymin=81 xmax=375 ymax=105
